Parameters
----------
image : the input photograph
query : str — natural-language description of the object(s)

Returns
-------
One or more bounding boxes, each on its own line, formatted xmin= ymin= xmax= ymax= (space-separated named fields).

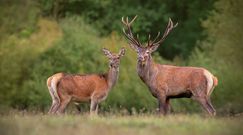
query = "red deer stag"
xmin=122 ymin=16 xmax=218 ymax=116
xmin=47 ymin=48 xmax=125 ymax=115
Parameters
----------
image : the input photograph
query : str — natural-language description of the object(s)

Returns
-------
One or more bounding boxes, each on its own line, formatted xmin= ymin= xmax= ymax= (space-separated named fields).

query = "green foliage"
xmin=0 ymin=0 xmax=39 ymax=38
xmin=39 ymin=0 xmax=214 ymax=59
xmin=187 ymin=0 xmax=243 ymax=114
xmin=0 ymin=0 xmax=40 ymax=107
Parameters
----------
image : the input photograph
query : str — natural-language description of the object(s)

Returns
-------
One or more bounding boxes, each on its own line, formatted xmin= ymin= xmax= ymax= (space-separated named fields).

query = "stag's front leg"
xmin=165 ymin=98 xmax=172 ymax=114
xmin=158 ymin=96 xmax=167 ymax=115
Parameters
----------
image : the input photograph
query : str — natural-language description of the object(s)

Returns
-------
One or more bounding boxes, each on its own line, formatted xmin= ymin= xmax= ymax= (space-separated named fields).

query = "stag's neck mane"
xmin=137 ymin=55 xmax=158 ymax=86
xmin=106 ymin=67 xmax=119 ymax=90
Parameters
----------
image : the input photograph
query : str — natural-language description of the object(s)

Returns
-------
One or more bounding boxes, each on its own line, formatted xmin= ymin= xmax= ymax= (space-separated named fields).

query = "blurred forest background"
xmin=0 ymin=0 xmax=243 ymax=115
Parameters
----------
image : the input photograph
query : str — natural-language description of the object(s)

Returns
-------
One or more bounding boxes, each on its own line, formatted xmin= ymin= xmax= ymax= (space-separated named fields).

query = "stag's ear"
xmin=149 ymin=44 xmax=160 ymax=52
xmin=102 ymin=48 xmax=112 ymax=58
xmin=119 ymin=47 xmax=126 ymax=57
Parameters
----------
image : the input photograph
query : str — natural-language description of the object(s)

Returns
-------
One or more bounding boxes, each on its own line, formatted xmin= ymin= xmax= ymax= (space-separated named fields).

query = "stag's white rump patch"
xmin=204 ymin=70 xmax=214 ymax=96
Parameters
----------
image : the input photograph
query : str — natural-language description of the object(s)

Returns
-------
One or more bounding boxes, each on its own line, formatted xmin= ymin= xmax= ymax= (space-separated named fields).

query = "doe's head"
xmin=102 ymin=47 xmax=126 ymax=68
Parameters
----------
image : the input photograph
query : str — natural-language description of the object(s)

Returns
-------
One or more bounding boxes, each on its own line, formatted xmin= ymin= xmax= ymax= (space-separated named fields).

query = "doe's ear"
xmin=102 ymin=48 xmax=112 ymax=58
xmin=119 ymin=47 xmax=126 ymax=57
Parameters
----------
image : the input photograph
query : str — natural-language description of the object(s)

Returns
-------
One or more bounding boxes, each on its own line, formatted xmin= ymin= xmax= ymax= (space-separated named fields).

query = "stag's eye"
xmin=146 ymin=51 xmax=150 ymax=54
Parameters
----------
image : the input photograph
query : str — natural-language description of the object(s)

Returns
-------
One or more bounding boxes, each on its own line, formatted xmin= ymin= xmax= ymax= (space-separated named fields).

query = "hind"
xmin=47 ymin=73 xmax=64 ymax=114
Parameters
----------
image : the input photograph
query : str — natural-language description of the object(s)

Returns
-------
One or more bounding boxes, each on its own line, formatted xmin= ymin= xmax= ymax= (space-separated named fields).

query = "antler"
xmin=149 ymin=18 xmax=178 ymax=47
xmin=122 ymin=15 xmax=142 ymax=47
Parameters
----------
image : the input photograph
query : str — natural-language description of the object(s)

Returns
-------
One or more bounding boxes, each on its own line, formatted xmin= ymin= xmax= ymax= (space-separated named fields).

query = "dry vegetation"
xmin=0 ymin=113 xmax=243 ymax=135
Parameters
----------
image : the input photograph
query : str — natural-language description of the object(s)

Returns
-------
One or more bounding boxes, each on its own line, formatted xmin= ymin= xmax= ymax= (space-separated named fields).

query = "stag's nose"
xmin=138 ymin=56 xmax=145 ymax=62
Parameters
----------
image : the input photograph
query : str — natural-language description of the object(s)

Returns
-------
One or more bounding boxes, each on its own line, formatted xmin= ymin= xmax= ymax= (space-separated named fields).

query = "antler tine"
xmin=121 ymin=15 xmax=141 ymax=47
xmin=147 ymin=34 xmax=151 ymax=46
xmin=151 ymin=18 xmax=178 ymax=46
xmin=136 ymin=34 xmax=139 ymax=39
xmin=122 ymin=28 xmax=139 ymax=45
xmin=149 ymin=32 xmax=160 ymax=46
xmin=121 ymin=17 xmax=125 ymax=24
xmin=129 ymin=15 xmax=137 ymax=25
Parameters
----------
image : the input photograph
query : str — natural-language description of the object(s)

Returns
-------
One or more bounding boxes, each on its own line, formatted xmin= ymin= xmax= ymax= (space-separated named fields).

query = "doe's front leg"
xmin=90 ymin=99 xmax=99 ymax=116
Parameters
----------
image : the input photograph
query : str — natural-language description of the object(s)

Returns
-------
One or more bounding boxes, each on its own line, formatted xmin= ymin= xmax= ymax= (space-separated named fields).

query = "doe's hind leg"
xmin=56 ymin=96 xmax=71 ymax=114
xmin=74 ymin=102 xmax=82 ymax=114
xmin=48 ymin=100 xmax=59 ymax=114
xmin=47 ymin=87 xmax=60 ymax=114
xmin=50 ymin=100 xmax=60 ymax=114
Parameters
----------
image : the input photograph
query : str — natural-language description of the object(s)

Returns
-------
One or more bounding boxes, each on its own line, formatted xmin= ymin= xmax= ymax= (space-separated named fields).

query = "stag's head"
xmin=122 ymin=16 xmax=177 ymax=66
xmin=102 ymin=48 xmax=126 ymax=69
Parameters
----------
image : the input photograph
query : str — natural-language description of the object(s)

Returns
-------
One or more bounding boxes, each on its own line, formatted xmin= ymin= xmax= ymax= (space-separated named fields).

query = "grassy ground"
xmin=0 ymin=113 xmax=242 ymax=135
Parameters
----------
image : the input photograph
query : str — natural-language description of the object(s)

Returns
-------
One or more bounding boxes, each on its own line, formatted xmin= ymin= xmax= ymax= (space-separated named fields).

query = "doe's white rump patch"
xmin=51 ymin=78 xmax=60 ymax=102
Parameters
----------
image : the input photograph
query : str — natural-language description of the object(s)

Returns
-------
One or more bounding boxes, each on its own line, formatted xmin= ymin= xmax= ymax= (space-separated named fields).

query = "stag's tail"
xmin=213 ymin=76 xmax=218 ymax=87
xmin=207 ymin=75 xmax=218 ymax=96
xmin=204 ymin=70 xmax=218 ymax=96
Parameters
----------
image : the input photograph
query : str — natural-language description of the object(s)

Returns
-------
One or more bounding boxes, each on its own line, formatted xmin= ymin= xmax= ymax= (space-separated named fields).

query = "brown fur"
xmin=47 ymin=48 xmax=125 ymax=115
xmin=57 ymin=74 xmax=109 ymax=102
xmin=47 ymin=73 xmax=65 ymax=88
xmin=136 ymin=50 xmax=217 ymax=116
xmin=122 ymin=16 xmax=218 ymax=116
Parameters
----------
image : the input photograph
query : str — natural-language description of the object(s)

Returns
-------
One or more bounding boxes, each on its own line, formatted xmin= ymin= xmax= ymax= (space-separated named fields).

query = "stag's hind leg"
xmin=193 ymin=96 xmax=216 ymax=116
xmin=205 ymin=97 xmax=216 ymax=116
xmin=192 ymin=87 xmax=216 ymax=116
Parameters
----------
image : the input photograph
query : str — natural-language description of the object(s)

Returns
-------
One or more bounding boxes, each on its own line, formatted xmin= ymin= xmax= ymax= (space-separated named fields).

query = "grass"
xmin=0 ymin=113 xmax=242 ymax=135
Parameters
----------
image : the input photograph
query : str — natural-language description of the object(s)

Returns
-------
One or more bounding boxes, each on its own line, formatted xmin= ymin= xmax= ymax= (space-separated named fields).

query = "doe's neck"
xmin=107 ymin=67 xmax=119 ymax=90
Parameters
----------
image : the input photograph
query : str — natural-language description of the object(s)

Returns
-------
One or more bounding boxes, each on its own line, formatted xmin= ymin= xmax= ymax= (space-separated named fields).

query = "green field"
xmin=1 ymin=113 xmax=242 ymax=135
